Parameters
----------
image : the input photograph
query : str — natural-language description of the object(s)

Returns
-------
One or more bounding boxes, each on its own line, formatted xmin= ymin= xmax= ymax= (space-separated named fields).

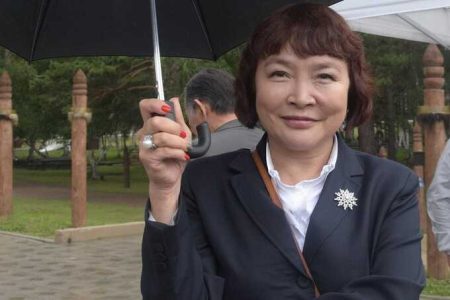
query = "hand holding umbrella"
xmin=138 ymin=97 xmax=190 ymax=224
xmin=149 ymin=0 xmax=210 ymax=158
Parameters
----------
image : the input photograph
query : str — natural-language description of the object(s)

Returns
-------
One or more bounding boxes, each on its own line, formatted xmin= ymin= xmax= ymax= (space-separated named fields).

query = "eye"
xmin=269 ymin=70 xmax=289 ymax=79
xmin=317 ymin=72 xmax=336 ymax=82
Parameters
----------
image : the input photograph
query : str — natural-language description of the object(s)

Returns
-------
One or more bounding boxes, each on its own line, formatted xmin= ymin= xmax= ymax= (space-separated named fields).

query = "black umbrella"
xmin=0 ymin=0 xmax=340 ymax=156
xmin=0 ymin=0 xmax=339 ymax=60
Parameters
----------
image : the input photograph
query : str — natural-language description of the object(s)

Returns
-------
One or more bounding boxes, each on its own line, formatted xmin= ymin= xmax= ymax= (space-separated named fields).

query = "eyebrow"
xmin=263 ymin=56 xmax=345 ymax=69
xmin=312 ymin=62 xmax=344 ymax=70
xmin=262 ymin=57 xmax=295 ymax=68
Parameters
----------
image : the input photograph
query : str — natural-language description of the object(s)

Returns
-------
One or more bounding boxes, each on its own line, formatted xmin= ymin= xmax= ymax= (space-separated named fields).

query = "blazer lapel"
xmin=229 ymin=136 xmax=307 ymax=276
xmin=303 ymin=137 xmax=363 ymax=263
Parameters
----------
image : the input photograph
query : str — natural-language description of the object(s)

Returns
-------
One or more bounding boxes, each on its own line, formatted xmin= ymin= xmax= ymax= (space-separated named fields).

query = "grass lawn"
xmin=423 ymin=278 xmax=450 ymax=296
xmin=0 ymin=196 xmax=143 ymax=238
xmin=0 ymin=160 xmax=148 ymax=238
xmin=13 ymin=162 xmax=149 ymax=195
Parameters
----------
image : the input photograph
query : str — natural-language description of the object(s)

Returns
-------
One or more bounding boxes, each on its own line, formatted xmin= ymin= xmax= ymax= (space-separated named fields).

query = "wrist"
xmin=148 ymin=181 xmax=180 ymax=224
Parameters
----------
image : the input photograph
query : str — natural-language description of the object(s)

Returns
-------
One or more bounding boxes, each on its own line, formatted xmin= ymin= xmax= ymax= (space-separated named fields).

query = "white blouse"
xmin=266 ymin=136 xmax=338 ymax=250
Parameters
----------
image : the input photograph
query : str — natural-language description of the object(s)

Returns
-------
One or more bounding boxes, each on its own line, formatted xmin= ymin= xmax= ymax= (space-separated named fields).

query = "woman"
xmin=139 ymin=3 xmax=425 ymax=299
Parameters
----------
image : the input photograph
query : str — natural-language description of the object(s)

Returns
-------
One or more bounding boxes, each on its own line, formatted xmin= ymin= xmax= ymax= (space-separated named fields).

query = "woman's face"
xmin=255 ymin=47 xmax=350 ymax=154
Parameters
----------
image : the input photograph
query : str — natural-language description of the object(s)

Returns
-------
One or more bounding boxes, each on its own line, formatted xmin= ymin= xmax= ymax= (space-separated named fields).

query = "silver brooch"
xmin=334 ymin=189 xmax=358 ymax=210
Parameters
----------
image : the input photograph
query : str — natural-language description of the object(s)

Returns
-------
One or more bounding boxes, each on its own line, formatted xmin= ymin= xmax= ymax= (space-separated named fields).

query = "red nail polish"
xmin=184 ymin=153 xmax=190 ymax=161
xmin=180 ymin=131 xmax=187 ymax=138
xmin=161 ymin=104 xmax=171 ymax=113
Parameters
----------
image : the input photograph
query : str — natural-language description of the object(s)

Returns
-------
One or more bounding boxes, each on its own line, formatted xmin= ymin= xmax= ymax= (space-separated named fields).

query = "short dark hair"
xmin=235 ymin=3 xmax=373 ymax=129
xmin=184 ymin=68 xmax=236 ymax=114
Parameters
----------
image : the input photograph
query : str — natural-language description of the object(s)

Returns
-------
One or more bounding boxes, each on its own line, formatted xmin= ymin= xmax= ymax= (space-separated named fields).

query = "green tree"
xmin=363 ymin=35 xmax=426 ymax=162
xmin=1 ymin=45 xmax=243 ymax=185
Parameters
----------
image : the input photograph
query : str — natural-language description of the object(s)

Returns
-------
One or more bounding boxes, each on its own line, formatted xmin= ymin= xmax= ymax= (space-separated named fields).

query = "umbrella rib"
xmin=29 ymin=0 xmax=49 ymax=62
xmin=191 ymin=0 xmax=215 ymax=60
xmin=399 ymin=13 xmax=449 ymax=49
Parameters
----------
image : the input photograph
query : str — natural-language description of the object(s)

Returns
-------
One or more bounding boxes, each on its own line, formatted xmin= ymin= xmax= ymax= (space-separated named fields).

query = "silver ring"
xmin=142 ymin=134 xmax=157 ymax=150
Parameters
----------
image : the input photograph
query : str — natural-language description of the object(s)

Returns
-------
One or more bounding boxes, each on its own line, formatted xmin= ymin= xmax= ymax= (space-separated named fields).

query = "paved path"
xmin=0 ymin=232 xmax=142 ymax=300
xmin=1 ymin=231 xmax=448 ymax=300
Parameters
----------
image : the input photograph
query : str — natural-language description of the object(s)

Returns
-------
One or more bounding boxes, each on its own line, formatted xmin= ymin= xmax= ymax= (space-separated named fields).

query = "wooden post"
xmin=0 ymin=72 xmax=15 ymax=218
xmin=417 ymin=44 xmax=450 ymax=279
xmin=70 ymin=70 xmax=90 ymax=227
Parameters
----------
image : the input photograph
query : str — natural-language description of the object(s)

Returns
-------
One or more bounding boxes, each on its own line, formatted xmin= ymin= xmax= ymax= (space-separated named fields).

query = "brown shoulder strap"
xmin=251 ymin=149 xmax=282 ymax=208
xmin=251 ymin=150 xmax=320 ymax=298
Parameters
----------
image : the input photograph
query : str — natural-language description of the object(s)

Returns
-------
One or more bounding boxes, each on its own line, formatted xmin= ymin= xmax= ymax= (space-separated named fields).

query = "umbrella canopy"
xmin=0 ymin=0 xmax=340 ymax=158
xmin=0 ymin=0 xmax=340 ymax=62
xmin=332 ymin=0 xmax=450 ymax=49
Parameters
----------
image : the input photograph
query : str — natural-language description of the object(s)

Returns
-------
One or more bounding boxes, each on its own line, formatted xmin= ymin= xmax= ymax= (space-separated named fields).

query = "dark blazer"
xmin=141 ymin=135 xmax=425 ymax=300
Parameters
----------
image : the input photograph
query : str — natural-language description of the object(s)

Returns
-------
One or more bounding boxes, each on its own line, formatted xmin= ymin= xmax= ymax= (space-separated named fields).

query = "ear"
xmin=193 ymin=99 xmax=208 ymax=119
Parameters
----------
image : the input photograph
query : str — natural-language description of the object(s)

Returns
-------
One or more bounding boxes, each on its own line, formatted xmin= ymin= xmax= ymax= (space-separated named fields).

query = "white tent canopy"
xmin=332 ymin=0 xmax=450 ymax=49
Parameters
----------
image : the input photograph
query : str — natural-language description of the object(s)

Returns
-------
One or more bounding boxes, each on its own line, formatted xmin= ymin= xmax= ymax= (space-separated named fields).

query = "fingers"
xmin=139 ymin=146 xmax=190 ymax=164
xmin=139 ymin=98 xmax=171 ymax=121
xmin=139 ymin=97 xmax=190 ymax=136
xmin=140 ymin=130 xmax=188 ymax=152
xmin=138 ymin=131 xmax=190 ymax=166
xmin=170 ymin=97 xmax=189 ymax=130
xmin=138 ymin=97 xmax=191 ymax=162
xmin=139 ymin=97 xmax=186 ymax=125
xmin=142 ymin=115 xmax=186 ymax=137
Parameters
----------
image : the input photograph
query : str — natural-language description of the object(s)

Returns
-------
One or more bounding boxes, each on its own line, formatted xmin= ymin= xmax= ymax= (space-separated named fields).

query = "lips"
xmin=281 ymin=115 xmax=317 ymax=129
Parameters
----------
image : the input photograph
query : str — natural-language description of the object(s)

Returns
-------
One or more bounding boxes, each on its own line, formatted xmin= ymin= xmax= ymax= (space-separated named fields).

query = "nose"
xmin=287 ymin=78 xmax=315 ymax=108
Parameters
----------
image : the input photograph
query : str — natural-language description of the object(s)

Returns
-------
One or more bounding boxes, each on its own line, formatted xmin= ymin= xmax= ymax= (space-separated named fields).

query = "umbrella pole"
xmin=148 ymin=0 xmax=211 ymax=158
xmin=150 ymin=0 xmax=165 ymax=100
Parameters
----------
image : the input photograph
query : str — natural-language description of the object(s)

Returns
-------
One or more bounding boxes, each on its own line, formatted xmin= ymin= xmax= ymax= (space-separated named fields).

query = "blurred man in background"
xmin=427 ymin=138 xmax=450 ymax=267
xmin=184 ymin=68 xmax=263 ymax=157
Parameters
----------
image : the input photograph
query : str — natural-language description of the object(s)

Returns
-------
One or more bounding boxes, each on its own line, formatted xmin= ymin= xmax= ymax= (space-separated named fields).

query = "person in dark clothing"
xmin=184 ymin=68 xmax=263 ymax=157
